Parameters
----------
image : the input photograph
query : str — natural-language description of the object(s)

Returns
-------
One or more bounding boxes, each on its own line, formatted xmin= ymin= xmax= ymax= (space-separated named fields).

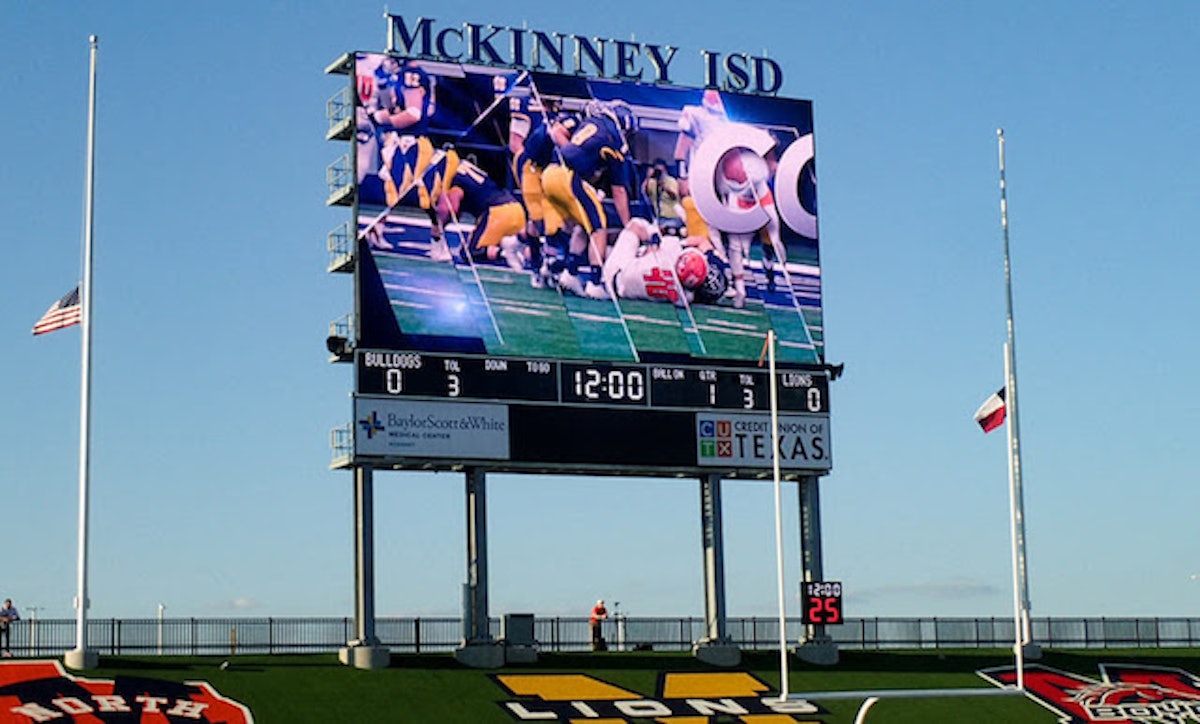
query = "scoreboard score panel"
xmin=356 ymin=350 xmax=830 ymax=413
xmin=351 ymin=349 xmax=832 ymax=477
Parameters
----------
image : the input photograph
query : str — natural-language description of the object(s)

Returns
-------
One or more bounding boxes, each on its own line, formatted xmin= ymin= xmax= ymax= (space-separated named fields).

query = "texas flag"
xmin=973 ymin=387 xmax=1007 ymax=433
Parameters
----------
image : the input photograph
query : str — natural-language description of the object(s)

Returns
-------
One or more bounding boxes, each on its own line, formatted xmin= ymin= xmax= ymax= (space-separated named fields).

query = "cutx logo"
xmin=0 ymin=660 xmax=253 ymax=723
xmin=698 ymin=419 xmax=734 ymax=458
xmin=980 ymin=663 xmax=1200 ymax=723
xmin=492 ymin=671 xmax=827 ymax=722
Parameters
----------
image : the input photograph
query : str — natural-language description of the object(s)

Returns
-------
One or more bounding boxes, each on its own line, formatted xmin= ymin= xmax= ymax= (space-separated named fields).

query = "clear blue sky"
xmin=3 ymin=1 xmax=1198 ymax=622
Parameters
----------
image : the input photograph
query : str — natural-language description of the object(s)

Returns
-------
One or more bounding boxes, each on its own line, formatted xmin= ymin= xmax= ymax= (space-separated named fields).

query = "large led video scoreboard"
xmin=337 ymin=40 xmax=832 ymax=477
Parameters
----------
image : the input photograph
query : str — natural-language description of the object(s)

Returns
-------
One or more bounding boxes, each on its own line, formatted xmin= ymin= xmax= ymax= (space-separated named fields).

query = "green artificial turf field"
xmin=14 ymin=648 xmax=1200 ymax=722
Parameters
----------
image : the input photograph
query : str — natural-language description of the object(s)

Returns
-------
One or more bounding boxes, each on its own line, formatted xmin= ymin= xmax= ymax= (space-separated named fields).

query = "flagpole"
xmin=997 ymin=128 xmax=1038 ymax=659
xmin=66 ymin=34 xmax=100 ymax=671
xmin=767 ymin=330 xmax=790 ymax=700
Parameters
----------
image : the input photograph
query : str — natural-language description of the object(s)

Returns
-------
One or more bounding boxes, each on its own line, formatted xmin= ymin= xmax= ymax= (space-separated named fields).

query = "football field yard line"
xmin=388 ymin=300 xmax=434 ymax=310
xmin=618 ymin=298 xmax=695 ymax=356
xmin=703 ymin=318 xmax=762 ymax=332
xmin=493 ymin=304 xmax=552 ymax=318
xmin=382 ymin=282 xmax=469 ymax=303
xmin=477 ymin=269 xmax=627 ymax=359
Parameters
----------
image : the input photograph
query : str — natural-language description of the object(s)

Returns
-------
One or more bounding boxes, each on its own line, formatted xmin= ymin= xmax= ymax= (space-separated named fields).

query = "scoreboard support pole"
xmin=455 ymin=467 xmax=505 ymax=668
xmin=694 ymin=474 xmax=741 ymax=667
xmin=796 ymin=474 xmax=838 ymax=665
xmin=339 ymin=465 xmax=390 ymax=669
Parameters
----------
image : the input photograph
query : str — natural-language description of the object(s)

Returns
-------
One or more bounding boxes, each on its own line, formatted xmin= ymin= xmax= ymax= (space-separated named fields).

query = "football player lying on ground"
xmin=557 ymin=217 xmax=729 ymax=305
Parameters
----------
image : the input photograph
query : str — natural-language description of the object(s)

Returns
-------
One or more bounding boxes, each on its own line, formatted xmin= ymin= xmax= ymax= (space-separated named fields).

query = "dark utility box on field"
xmin=502 ymin=614 xmax=536 ymax=646
xmin=502 ymin=614 xmax=538 ymax=664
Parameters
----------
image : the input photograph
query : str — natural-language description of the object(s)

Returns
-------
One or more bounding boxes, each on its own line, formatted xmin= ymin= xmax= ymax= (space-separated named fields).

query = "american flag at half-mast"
xmin=973 ymin=387 xmax=1007 ymax=433
xmin=32 ymin=286 xmax=82 ymax=335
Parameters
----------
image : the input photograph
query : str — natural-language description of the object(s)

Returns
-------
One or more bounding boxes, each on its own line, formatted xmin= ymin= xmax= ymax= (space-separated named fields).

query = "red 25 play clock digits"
xmin=801 ymin=581 xmax=843 ymax=625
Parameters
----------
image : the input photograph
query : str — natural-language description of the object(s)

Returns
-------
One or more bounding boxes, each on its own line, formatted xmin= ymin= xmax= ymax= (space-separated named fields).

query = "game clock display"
xmin=356 ymin=350 xmax=830 ymax=413
xmin=800 ymin=581 xmax=843 ymax=625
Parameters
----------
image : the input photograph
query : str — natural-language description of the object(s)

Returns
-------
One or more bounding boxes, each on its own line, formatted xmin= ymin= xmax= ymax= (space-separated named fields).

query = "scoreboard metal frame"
xmin=350 ymin=349 xmax=832 ymax=478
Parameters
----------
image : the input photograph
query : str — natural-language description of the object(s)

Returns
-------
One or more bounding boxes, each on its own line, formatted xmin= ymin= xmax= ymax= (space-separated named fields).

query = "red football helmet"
xmin=675 ymin=248 xmax=709 ymax=289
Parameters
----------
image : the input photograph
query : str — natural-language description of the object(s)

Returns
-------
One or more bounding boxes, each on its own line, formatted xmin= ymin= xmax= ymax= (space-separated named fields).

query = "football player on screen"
xmin=366 ymin=56 xmax=437 ymax=209
xmin=566 ymin=218 xmax=729 ymax=306
xmin=674 ymin=89 xmax=729 ymax=200
xmin=422 ymin=149 xmax=527 ymax=267
xmin=542 ymin=99 xmax=640 ymax=289
xmin=714 ymin=145 xmax=788 ymax=308
xmin=507 ymin=91 xmax=580 ymax=287
xmin=673 ymin=89 xmax=786 ymax=308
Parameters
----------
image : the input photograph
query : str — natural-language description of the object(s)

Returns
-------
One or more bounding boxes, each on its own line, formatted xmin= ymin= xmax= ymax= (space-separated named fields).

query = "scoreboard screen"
xmin=350 ymin=349 xmax=832 ymax=476
xmin=350 ymin=53 xmax=823 ymax=369
xmin=336 ymin=51 xmax=833 ymax=478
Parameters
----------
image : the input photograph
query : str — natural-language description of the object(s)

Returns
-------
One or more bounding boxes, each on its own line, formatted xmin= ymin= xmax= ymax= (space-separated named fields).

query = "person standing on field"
xmin=589 ymin=599 xmax=608 ymax=651
xmin=0 ymin=599 xmax=20 ymax=657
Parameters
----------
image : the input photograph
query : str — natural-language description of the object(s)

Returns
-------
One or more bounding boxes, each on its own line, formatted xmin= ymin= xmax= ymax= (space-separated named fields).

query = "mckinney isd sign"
xmin=387 ymin=14 xmax=785 ymax=94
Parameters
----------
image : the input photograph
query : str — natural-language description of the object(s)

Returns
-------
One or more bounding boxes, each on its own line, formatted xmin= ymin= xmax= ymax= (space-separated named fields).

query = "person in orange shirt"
xmin=589 ymin=599 xmax=608 ymax=652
